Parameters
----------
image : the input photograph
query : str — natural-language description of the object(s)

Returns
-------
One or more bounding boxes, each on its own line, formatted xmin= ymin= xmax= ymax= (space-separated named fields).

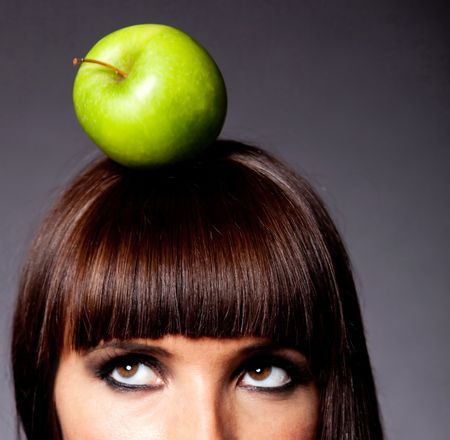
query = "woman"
xmin=12 ymin=140 xmax=384 ymax=439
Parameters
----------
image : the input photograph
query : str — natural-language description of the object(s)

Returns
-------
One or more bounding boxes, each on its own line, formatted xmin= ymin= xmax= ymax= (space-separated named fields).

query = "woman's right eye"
xmin=107 ymin=360 xmax=164 ymax=389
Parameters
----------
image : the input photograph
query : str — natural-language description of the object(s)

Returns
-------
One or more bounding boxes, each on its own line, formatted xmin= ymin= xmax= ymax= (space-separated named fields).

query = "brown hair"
xmin=12 ymin=140 xmax=383 ymax=439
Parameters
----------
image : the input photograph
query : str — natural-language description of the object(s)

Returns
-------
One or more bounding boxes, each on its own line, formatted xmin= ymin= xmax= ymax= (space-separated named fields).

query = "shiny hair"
xmin=12 ymin=140 xmax=383 ymax=439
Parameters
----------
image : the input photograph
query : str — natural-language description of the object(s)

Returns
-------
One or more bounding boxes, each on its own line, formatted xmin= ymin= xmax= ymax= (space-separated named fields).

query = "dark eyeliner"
xmin=238 ymin=354 xmax=313 ymax=394
xmin=93 ymin=352 xmax=165 ymax=392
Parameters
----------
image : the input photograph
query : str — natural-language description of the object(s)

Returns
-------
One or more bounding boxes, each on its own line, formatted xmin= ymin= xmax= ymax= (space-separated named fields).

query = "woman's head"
xmin=12 ymin=140 xmax=383 ymax=439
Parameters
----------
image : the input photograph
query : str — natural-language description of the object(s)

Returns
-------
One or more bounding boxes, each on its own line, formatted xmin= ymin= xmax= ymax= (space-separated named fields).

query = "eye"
xmin=107 ymin=358 xmax=164 ymax=389
xmin=239 ymin=364 xmax=291 ymax=389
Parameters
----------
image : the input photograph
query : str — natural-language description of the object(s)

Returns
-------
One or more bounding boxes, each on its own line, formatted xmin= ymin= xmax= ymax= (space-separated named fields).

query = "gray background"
xmin=1 ymin=0 xmax=449 ymax=438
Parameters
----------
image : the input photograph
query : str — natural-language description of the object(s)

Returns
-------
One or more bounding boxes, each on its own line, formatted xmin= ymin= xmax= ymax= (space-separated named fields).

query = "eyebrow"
xmin=86 ymin=341 xmax=173 ymax=358
xmin=237 ymin=342 xmax=305 ymax=360
xmin=85 ymin=340 xmax=305 ymax=362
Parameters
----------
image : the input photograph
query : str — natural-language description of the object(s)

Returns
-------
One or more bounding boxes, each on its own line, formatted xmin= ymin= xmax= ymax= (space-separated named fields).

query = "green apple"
xmin=73 ymin=24 xmax=227 ymax=168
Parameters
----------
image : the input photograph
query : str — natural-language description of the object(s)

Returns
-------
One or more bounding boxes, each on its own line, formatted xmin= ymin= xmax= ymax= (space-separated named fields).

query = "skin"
xmin=55 ymin=335 xmax=319 ymax=440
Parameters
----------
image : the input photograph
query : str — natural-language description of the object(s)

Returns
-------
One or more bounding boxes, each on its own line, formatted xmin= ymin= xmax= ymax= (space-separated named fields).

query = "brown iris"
xmin=248 ymin=366 xmax=272 ymax=381
xmin=117 ymin=364 xmax=139 ymax=378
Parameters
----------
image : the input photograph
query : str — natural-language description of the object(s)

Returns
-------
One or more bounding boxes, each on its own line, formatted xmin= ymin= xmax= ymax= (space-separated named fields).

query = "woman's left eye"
xmin=108 ymin=361 xmax=164 ymax=388
xmin=239 ymin=365 xmax=291 ymax=389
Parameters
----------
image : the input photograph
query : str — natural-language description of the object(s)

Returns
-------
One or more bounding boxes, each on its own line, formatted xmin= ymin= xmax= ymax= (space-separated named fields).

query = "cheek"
xmin=55 ymin=385 xmax=166 ymax=440
xmin=236 ymin=386 xmax=319 ymax=439
xmin=55 ymin=384 xmax=319 ymax=440
xmin=54 ymin=359 xmax=162 ymax=440
xmin=55 ymin=379 xmax=114 ymax=440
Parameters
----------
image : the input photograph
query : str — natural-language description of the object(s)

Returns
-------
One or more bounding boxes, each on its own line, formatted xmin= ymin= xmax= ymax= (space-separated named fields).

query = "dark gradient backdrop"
xmin=1 ymin=1 xmax=449 ymax=439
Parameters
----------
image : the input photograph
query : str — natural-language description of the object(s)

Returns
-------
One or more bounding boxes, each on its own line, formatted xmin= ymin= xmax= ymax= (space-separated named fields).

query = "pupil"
xmin=117 ymin=363 xmax=138 ymax=378
xmin=249 ymin=366 xmax=272 ymax=381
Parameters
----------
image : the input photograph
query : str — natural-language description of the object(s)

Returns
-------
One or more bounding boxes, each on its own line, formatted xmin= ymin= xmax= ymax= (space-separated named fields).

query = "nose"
xmin=165 ymin=380 xmax=235 ymax=440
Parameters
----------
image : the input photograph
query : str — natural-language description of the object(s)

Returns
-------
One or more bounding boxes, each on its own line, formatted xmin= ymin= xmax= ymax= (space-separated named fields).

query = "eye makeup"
xmin=82 ymin=340 xmax=314 ymax=395
xmin=84 ymin=348 xmax=168 ymax=392
xmin=236 ymin=353 xmax=313 ymax=394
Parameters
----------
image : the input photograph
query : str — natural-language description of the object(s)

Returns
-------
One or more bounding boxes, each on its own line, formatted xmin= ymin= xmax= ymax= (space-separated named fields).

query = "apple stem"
xmin=72 ymin=57 xmax=128 ymax=79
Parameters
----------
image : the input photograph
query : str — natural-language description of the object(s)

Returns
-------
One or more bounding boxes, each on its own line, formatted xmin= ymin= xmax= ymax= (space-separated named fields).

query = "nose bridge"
xmin=178 ymin=375 xmax=234 ymax=440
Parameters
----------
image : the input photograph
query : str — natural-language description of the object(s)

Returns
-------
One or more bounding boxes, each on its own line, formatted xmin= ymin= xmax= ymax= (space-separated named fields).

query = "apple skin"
xmin=73 ymin=24 xmax=227 ymax=168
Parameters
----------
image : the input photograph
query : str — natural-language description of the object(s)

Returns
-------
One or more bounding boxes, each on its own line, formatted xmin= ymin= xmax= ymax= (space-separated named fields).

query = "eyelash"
xmin=237 ymin=356 xmax=312 ymax=394
xmin=96 ymin=354 xmax=166 ymax=391
xmin=95 ymin=353 xmax=312 ymax=393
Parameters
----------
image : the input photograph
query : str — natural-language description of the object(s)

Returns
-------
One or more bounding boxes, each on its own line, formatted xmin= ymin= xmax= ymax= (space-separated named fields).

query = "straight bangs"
xmin=15 ymin=141 xmax=385 ymax=440
xmin=28 ymin=141 xmax=346 ymax=363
